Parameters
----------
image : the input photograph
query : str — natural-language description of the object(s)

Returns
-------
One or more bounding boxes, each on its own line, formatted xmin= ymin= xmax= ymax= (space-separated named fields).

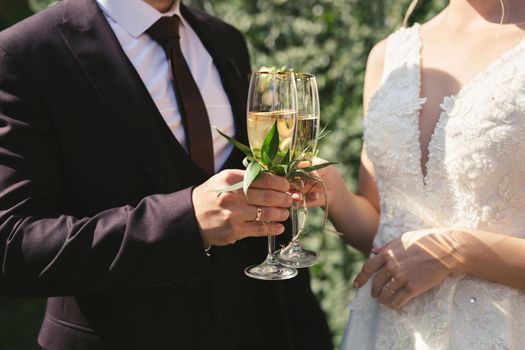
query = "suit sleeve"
xmin=0 ymin=47 xmax=213 ymax=297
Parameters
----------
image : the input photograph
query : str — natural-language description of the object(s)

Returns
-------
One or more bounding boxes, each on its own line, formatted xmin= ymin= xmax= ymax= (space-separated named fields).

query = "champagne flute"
xmin=277 ymin=73 xmax=321 ymax=268
xmin=244 ymin=71 xmax=299 ymax=280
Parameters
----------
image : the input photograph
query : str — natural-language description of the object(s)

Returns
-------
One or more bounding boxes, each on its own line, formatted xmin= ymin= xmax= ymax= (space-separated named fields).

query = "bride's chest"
xmin=363 ymin=63 xmax=525 ymax=192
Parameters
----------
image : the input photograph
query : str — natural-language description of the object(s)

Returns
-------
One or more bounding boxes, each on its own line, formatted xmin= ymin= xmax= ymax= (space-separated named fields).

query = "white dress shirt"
xmin=96 ymin=0 xmax=235 ymax=173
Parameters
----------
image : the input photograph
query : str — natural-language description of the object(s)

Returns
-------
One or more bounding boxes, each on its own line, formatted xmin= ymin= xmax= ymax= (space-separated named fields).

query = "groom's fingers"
xmin=354 ymin=254 xmax=385 ymax=288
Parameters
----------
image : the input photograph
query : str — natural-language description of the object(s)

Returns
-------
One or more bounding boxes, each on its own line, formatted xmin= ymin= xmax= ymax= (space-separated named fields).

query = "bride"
xmin=307 ymin=0 xmax=525 ymax=348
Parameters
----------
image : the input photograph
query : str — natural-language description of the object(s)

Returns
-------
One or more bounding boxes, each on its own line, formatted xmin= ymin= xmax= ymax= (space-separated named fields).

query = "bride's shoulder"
xmin=365 ymin=24 xmax=415 ymax=83
xmin=367 ymin=23 xmax=420 ymax=69
xmin=364 ymin=23 xmax=420 ymax=107
xmin=366 ymin=38 xmax=387 ymax=76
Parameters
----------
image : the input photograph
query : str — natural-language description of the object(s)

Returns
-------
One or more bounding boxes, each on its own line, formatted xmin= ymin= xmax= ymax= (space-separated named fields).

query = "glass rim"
xmin=294 ymin=72 xmax=316 ymax=80
xmin=251 ymin=71 xmax=295 ymax=77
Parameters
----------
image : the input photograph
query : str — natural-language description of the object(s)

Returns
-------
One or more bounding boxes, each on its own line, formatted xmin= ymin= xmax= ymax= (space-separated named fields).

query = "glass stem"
xmin=266 ymin=236 xmax=277 ymax=264
xmin=291 ymin=201 xmax=300 ymax=243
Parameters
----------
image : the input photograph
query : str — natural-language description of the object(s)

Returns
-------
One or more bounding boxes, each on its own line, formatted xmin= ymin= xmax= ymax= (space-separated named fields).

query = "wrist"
xmin=438 ymin=229 xmax=469 ymax=272
xmin=190 ymin=185 xmax=213 ymax=252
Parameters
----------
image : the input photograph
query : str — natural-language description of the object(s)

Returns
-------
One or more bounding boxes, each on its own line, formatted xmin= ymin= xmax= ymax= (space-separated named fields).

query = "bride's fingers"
xmin=303 ymin=184 xmax=324 ymax=207
xmin=386 ymin=287 xmax=415 ymax=310
xmin=303 ymin=181 xmax=321 ymax=194
xmin=371 ymin=268 xmax=391 ymax=298
xmin=377 ymin=277 xmax=403 ymax=304
xmin=354 ymin=253 xmax=385 ymax=288
xmin=305 ymin=191 xmax=319 ymax=202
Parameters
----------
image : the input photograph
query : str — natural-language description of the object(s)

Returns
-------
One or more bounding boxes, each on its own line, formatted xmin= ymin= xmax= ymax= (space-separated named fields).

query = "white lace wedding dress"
xmin=341 ymin=24 xmax=525 ymax=350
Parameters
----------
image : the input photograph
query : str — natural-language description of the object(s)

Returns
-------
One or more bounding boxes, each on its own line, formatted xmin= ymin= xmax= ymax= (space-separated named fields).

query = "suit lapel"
xmin=57 ymin=0 xmax=188 ymax=193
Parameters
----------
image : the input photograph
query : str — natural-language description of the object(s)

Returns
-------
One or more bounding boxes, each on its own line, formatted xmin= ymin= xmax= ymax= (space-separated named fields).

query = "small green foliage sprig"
xmin=215 ymin=122 xmax=335 ymax=196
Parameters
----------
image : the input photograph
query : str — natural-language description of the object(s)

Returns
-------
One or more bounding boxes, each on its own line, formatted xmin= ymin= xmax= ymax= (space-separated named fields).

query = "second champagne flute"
xmin=277 ymin=73 xmax=321 ymax=268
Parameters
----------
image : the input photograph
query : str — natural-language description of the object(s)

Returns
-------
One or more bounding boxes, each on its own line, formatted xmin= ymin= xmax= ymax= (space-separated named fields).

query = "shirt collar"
xmin=96 ymin=0 xmax=182 ymax=38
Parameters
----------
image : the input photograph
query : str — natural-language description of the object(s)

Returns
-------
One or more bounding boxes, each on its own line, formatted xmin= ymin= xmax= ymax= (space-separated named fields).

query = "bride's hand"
xmin=353 ymin=228 xmax=462 ymax=309
xmin=301 ymin=157 xmax=345 ymax=209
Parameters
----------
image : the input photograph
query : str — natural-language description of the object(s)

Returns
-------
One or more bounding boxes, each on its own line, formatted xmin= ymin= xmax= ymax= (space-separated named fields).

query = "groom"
xmin=0 ymin=0 xmax=333 ymax=349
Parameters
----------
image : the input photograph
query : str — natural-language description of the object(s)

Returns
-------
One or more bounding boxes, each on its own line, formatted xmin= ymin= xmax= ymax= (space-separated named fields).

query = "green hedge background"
xmin=0 ymin=0 xmax=446 ymax=348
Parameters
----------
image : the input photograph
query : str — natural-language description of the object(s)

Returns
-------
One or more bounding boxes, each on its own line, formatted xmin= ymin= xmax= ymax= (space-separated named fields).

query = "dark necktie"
xmin=147 ymin=16 xmax=215 ymax=175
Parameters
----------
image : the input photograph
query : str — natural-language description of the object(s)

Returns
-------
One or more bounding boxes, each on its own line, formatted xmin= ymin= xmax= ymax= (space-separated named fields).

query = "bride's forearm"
xmin=328 ymin=186 xmax=379 ymax=254
xmin=449 ymin=229 xmax=525 ymax=290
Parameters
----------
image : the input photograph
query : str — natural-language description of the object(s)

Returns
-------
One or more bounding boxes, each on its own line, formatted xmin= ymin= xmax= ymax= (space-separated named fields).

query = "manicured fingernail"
xmin=276 ymin=224 xmax=285 ymax=234
xmin=371 ymin=247 xmax=381 ymax=254
xmin=306 ymin=192 xmax=319 ymax=201
xmin=291 ymin=192 xmax=302 ymax=201
xmin=353 ymin=279 xmax=360 ymax=288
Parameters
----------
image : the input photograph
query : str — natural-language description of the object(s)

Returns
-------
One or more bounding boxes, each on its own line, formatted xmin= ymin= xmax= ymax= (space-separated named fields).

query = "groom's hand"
xmin=192 ymin=169 xmax=292 ymax=248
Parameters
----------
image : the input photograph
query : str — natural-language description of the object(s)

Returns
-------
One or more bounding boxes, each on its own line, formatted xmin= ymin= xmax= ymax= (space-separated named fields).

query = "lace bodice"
xmin=341 ymin=24 xmax=525 ymax=350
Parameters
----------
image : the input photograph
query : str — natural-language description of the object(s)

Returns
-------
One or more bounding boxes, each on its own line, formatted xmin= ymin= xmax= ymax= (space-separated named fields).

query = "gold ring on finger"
xmin=255 ymin=207 xmax=263 ymax=222
xmin=385 ymin=278 xmax=396 ymax=294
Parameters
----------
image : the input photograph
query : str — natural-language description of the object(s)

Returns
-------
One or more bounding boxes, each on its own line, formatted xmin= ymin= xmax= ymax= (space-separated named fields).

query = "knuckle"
xmin=256 ymin=223 xmax=268 ymax=236
xmin=263 ymin=191 xmax=274 ymax=205
xmin=217 ymin=192 xmax=233 ymax=207
xmin=279 ymin=178 xmax=290 ymax=192
xmin=262 ymin=173 xmax=271 ymax=187
xmin=405 ymin=282 xmax=416 ymax=293
xmin=395 ymin=273 xmax=406 ymax=284
xmin=267 ymin=208 xmax=285 ymax=222
xmin=221 ymin=209 xmax=235 ymax=223
xmin=384 ymin=261 xmax=396 ymax=274
xmin=223 ymin=209 xmax=235 ymax=223
xmin=223 ymin=169 xmax=242 ymax=184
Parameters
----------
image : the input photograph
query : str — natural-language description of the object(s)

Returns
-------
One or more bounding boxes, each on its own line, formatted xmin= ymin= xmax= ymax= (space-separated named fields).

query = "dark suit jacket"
xmin=0 ymin=0 xmax=333 ymax=349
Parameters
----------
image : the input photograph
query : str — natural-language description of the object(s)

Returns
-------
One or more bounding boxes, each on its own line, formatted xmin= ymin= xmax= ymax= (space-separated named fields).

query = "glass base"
xmin=244 ymin=261 xmax=298 ymax=280
xmin=276 ymin=244 xmax=320 ymax=268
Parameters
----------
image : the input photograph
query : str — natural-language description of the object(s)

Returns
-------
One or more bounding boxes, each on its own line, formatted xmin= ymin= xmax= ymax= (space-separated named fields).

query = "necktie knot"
xmin=147 ymin=16 xmax=181 ymax=44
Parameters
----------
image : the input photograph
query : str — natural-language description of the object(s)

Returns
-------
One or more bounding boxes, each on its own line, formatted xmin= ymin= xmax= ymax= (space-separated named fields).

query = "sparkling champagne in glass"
xmin=277 ymin=73 xmax=321 ymax=268
xmin=244 ymin=71 xmax=298 ymax=280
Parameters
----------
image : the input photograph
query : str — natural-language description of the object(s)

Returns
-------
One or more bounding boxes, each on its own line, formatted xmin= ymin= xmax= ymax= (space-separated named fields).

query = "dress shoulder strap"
xmin=381 ymin=23 xmax=421 ymax=83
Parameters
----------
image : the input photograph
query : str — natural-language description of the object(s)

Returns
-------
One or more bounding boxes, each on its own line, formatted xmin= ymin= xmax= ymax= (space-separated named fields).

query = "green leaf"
xmin=215 ymin=128 xmax=253 ymax=157
xmin=316 ymin=124 xmax=332 ymax=140
xmin=243 ymin=161 xmax=262 ymax=196
xmin=212 ymin=180 xmax=244 ymax=193
xmin=300 ymin=162 xmax=337 ymax=173
xmin=283 ymin=148 xmax=291 ymax=164
xmin=261 ymin=151 xmax=272 ymax=167
xmin=271 ymin=164 xmax=288 ymax=176
xmin=260 ymin=121 xmax=279 ymax=161
xmin=289 ymin=170 xmax=319 ymax=183
xmin=242 ymin=156 xmax=254 ymax=168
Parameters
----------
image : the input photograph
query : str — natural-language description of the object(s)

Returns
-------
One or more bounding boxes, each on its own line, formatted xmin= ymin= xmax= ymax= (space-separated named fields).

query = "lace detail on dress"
xmin=342 ymin=24 xmax=525 ymax=350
